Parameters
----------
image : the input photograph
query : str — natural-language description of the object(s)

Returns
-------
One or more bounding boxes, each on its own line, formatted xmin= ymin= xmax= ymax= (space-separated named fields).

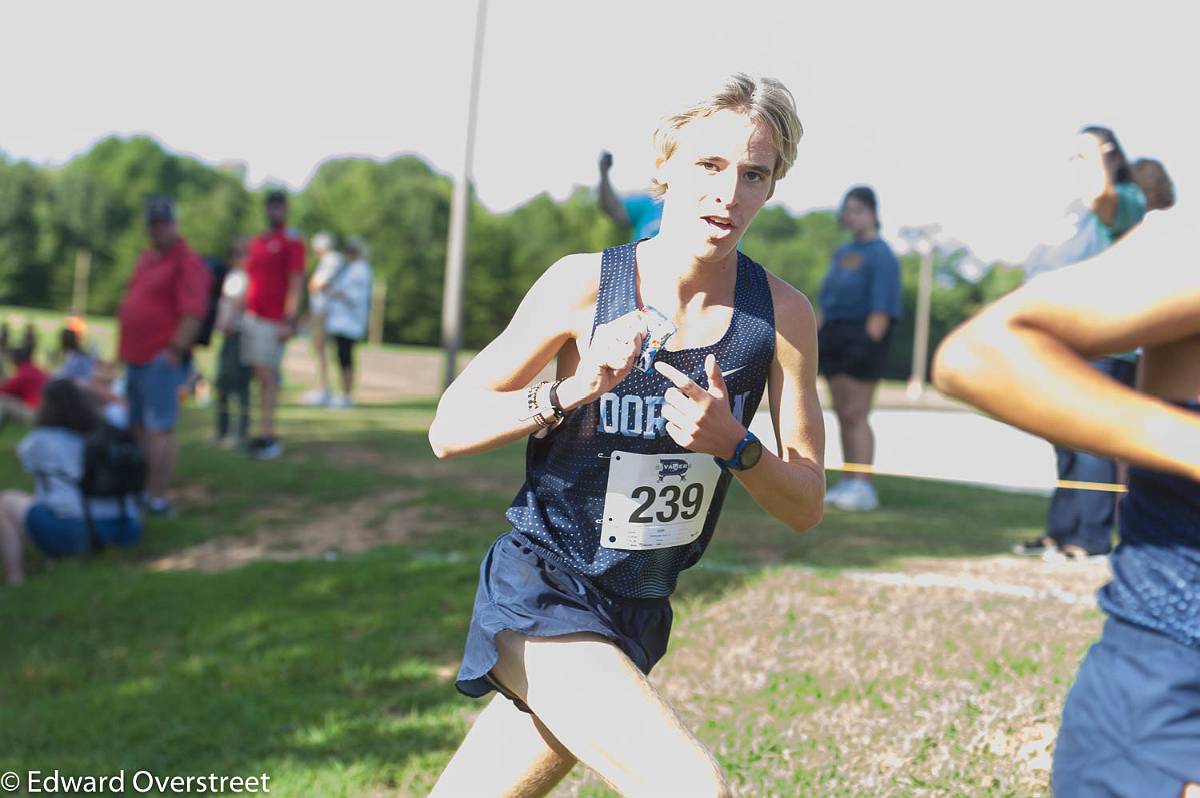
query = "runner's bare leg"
xmin=429 ymin=694 xmax=576 ymax=798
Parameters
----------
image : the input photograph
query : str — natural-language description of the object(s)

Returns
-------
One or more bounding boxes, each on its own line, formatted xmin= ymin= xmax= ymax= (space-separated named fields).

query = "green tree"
xmin=0 ymin=158 xmax=53 ymax=307
xmin=0 ymin=135 xmax=1024 ymax=372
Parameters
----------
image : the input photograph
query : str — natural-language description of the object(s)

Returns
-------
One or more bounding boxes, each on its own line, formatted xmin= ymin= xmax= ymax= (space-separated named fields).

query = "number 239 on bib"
xmin=600 ymin=451 xmax=721 ymax=551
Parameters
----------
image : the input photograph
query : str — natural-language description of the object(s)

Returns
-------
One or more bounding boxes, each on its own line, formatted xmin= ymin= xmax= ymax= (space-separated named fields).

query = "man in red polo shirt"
xmin=118 ymin=196 xmax=212 ymax=515
xmin=241 ymin=190 xmax=306 ymax=460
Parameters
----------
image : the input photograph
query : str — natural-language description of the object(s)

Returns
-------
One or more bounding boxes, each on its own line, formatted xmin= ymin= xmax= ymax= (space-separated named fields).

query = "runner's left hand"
xmin=655 ymin=354 xmax=747 ymax=460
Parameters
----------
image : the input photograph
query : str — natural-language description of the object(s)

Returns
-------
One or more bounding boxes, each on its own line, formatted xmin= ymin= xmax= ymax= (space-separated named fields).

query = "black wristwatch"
xmin=548 ymin=379 xmax=566 ymax=418
xmin=715 ymin=432 xmax=763 ymax=472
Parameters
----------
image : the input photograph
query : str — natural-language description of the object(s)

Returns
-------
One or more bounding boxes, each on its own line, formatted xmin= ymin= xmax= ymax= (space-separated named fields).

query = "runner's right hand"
xmin=563 ymin=310 xmax=645 ymax=407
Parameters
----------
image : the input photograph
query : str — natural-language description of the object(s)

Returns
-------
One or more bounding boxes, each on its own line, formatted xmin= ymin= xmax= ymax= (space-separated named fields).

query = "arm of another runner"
xmin=430 ymin=253 xmax=644 ymax=459
xmin=656 ymin=277 xmax=826 ymax=533
xmin=934 ymin=211 xmax=1200 ymax=482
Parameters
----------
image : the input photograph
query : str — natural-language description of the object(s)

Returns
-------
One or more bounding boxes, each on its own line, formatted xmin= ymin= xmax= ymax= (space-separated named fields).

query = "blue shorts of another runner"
xmin=456 ymin=531 xmax=672 ymax=712
xmin=1053 ymin=616 xmax=1200 ymax=797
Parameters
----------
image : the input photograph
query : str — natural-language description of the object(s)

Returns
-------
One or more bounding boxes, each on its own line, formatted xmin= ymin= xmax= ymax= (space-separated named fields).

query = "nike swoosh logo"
xmin=722 ymin=365 xmax=746 ymax=377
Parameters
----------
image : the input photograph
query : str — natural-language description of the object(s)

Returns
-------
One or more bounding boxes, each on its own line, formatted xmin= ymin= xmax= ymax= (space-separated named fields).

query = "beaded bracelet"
xmin=522 ymin=380 xmax=557 ymax=429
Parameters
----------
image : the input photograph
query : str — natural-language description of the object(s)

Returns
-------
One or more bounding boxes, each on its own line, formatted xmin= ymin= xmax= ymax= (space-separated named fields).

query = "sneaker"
xmin=1012 ymin=537 xmax=1057 ymax=557
xmin=251 ymin=438 xmax=284 ymax=461
xmin=1059 ymin=543 xmax=1111 ymax=561
xmin=329 ymin=394 xmax=352 ymax=409
xmin=143 ymin=496 xmax=175 ymax=517
xmin=824 ymin=480 xmax=851 ymax=506
xmin=218 ymin=434 xmax=243 ymax=450
xmin=301 ymin=388 xmax=331 ymax=407
xmin=833 ymin=479 xmax=879 ymax=512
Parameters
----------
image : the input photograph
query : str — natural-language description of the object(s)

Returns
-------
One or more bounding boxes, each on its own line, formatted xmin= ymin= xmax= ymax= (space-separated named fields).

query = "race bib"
xmin=600 ymin=451 xmax=722 ymax=550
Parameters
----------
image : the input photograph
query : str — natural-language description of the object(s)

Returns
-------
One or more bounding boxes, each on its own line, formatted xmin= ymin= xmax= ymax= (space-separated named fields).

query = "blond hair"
xmin=649 ymin=73 xmax=802 ymax=199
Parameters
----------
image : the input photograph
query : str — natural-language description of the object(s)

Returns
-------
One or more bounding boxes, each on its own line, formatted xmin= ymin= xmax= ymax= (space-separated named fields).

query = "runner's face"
xmin=657 ymin=110 xmax=777 ymax=259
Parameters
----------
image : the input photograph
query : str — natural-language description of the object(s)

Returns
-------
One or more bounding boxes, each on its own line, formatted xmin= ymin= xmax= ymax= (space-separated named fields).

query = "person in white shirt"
xmin=323 ymin=237 xmax=373 ymax=408
xmin=303 ymin=232 xmax=343 ymax=406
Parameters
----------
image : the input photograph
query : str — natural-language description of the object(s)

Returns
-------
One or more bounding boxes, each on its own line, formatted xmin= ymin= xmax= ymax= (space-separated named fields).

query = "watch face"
xmin=740 ymin=439 xmax=763 ymax=469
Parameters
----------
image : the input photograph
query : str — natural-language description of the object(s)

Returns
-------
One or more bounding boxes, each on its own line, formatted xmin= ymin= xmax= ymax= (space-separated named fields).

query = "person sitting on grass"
xmin=0 ymin=345 xmax=49 ymax=427
xmin=0 ymin=379 xmax=142 ymax=586
xmin=54 ymin=326 xmax=97 ymax=383
xmin=84 ymin=360 xmax=130 ymax=430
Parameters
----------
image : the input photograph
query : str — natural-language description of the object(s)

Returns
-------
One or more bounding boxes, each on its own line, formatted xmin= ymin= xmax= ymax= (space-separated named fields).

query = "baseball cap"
xmin=312 ymin=231 xmax=335 ymax=252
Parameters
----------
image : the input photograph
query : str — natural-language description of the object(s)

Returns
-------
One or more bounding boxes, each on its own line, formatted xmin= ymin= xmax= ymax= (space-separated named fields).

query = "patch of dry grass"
xmin=147 ymin=489 xmax=424 ymax=572
xmin=551 ymin=563 xmax=1105 ymax=797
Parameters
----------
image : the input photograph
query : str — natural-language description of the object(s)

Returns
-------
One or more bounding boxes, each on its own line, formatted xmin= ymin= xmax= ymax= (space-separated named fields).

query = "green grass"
xmin=0 ymin=394 xmax=1058 ymax=797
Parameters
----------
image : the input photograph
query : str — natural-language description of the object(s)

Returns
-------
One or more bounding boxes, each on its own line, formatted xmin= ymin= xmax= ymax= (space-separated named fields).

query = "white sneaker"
xmin=824 ymin=480 xmax=851 ymax=506
xmin=301 ymin=388 xmax=331 ymax=407
xmin=834 ymin=479 xmax=879 ymax=512
xmin=250 ymin=439 xmax=284 ymax=461
xmin=329 ymin=394 xmax=352 ymax=409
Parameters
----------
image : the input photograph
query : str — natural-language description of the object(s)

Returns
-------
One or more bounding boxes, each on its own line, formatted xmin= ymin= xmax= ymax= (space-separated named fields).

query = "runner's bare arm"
xmin=741 ymin=277 xmax=825 ymax=531
xmin=655 ymin=277 xmax=825 ymax=533
xmin=429 ymin=255 xmax=590 ymax=458
xmin=934 ymin=211 xmax=1200 ymax=481
xmin=430 ymin=254 xmax=644 ymax=459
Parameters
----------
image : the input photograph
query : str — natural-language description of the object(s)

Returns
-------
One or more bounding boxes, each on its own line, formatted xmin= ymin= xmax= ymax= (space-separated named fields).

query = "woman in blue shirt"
xmin=817 ymin=186 xmax=902 ymax=512
xmin=0 ymin=379 xmax=141 ymax=586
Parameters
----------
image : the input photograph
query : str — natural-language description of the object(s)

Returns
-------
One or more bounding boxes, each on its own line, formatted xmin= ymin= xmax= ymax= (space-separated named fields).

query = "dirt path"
xmin=550 ymin=557 xmax=1109 ymax=797
xmin=147 ymin=489 xmax=425 ymax=573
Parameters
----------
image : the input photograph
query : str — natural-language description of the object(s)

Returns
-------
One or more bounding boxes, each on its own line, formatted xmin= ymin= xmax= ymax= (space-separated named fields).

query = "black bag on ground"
xmin=79 ymin=424 xmax=146 ymax=550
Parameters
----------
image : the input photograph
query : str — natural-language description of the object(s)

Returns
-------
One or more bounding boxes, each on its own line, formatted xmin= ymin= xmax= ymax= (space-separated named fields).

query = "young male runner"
xmin=934 ymin=210 xmax=1200 ymax=797
xmin=428 ymin=74 xmax=825 ymax=797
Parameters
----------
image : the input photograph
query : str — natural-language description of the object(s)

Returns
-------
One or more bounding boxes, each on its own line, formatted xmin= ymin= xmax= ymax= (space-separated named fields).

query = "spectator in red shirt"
xmin=240 ymin=190 xmax=305 ymax=460
xmin=117 ymin=196 xmax=212 ymax=515
xmin=0 ymin=346 xmax=49 ymax=426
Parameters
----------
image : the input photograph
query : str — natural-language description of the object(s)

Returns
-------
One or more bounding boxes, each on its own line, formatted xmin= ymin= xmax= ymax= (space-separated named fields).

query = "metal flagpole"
xmin=908 ymin=241 xmax=934 ymax=399
xmin=440 ymin=0 xmax=488 ymax=390
xmin=899 ymin=224 xmax=940 ymax=400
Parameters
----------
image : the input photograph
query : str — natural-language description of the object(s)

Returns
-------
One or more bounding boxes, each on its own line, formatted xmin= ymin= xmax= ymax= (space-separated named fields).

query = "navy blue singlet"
xmin=505 ymin=242 xmax=776 ymax=599
xmin=1052 ymin=401 xmax=1200 ymax=793
xmin=1099 ymin=401 xmax=1200 ymax=648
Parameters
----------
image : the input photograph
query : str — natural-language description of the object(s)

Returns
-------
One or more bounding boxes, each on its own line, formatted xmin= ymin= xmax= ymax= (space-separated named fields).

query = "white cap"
xmin=311 ymin=231 xmax=335 ymax=253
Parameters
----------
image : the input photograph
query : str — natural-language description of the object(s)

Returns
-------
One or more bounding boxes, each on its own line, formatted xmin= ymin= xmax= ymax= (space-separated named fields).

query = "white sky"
xmin=3 ymin=0 xmax=1196 ymax=263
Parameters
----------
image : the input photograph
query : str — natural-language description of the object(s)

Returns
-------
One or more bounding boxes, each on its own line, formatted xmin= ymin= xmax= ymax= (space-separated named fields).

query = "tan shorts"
xmin=240 ymin=313 xmax=287 ymax=369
